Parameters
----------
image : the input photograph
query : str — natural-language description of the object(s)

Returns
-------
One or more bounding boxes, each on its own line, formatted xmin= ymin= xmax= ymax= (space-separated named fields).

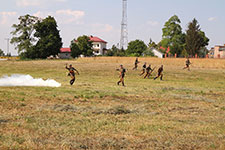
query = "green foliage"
xmin=161 ymin=15 xmax=185 ymax=56
xmin=70 ymin=35 xmax=93 ymax=57
xmin=70 ymin=40 xmax=81 ymax=58
xmin=32 ymin=16 xmax=62 ymax=59
xmin=10 ymin=14 xmax=38 ymax=55
xmin=105 ymin=45 xmax=125 ymax=56
xmin=126 ymin=40 xmax=147 ymax=56
xmin=148 ymin=38 xmax=158 ymax=49
xmin=198 ymin=47 xmax=209 ymax=58
xmin=185 ymin=18 xmax=209 ymax=56
xmin=0 ymin=49 xmax=5 ymax=56
xmin=11 ymin=15 xmax=62 ymax=59
xmin=181 ymin=49 xmax=188 ymax=57
xmin=142 ymin=49 xmax=155 ymax=57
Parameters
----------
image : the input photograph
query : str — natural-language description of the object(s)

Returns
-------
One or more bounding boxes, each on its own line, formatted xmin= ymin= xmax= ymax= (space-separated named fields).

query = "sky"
xmin=0 ymin=0 xmax=224 ymax=55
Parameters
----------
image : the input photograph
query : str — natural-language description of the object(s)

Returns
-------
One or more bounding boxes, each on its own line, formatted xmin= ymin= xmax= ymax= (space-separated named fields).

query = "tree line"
xmin=10 ymin=14 xmax=209 ymax=59
xmin=108 ymin=15 xmax=209 ymax=57
xmin=10 ymin=14 xmax=62 ymax=59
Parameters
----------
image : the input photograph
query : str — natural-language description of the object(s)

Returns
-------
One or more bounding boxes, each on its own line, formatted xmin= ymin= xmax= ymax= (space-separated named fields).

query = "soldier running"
xmin=65 ymin=64 xmax=80 ymax=85
xmin=139 ymin=62 xmax=147 ymax=76
xmin=144 ymin=64 xmax=154 ymax=79
xmin=117 ymin=65 xmax=126 ymax=86
xmin=132 ymin=57 xmax=140 ymax=70
xmin=154 ymin=65 xmax=163 ymax=80
xmin=183 ymin=58 xmax=191 ymax=71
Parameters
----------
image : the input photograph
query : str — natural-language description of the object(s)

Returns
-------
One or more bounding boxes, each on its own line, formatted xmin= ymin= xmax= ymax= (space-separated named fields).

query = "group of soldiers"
xmin=116 ymin=57 xmax=191 ymax=86
xmin=117 ymin=58 xmax=164 ymax=86
xmin=65 ymin=57 xmax=191 ymax=86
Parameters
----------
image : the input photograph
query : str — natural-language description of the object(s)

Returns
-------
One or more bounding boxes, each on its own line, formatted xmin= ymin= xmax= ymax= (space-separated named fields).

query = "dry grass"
xmin=0 ymin=57 xmax=225 ymax=150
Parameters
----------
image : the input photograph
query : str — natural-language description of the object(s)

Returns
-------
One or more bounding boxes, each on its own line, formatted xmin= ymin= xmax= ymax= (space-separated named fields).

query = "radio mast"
xmin=120 ymin=0 xmax=128 ymax=49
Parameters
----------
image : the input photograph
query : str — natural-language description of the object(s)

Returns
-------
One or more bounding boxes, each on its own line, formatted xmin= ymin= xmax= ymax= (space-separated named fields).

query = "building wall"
xmin=220 ymin=50 xmax=225 ymax=58
xmin=92 ymin=42 xmax=107 ymax=55
xmin=152 ymin=49 xmax=163 ymax=58
xmin=58 ymin=53 xmax=71 ymax=59
xmin=214 ymin=46 xmax=220 ymax=58
xmin=214 ymin=45 xmax=225 ymax=58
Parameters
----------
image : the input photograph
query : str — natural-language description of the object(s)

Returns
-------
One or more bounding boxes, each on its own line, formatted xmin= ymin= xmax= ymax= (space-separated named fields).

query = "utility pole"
xmin=5 ymin=38 xmax=10 ymax=56
xmin=120 ymin=0 xmax=128 ymax=50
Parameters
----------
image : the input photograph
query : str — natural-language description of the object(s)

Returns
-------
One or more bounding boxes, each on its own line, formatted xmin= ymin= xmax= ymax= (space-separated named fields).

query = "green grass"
xmin=0 ymin=57 xmax=225 ymax=149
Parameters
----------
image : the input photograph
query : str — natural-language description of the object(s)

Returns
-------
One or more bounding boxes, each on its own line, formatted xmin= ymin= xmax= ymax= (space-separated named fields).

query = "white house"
xmin=89 ymin=36 xmax=107 ymax=55
xmin=152 ymin=48 xmax=164 ymax=58
xmin=213 ymin=44 xmax=225 ymax=58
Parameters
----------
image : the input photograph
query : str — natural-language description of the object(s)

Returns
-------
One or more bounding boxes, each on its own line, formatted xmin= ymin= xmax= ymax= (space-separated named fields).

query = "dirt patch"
xmin=105 ymin=105 xmax=132 ymax=115
xmin=172 ymin=94 xmax=215 ymax=103
xmin=45 ymin=104 xmax=155 ymax=116
xmin=51 ymin=104 xmax=78 ymax=112
xmin=0 ymin=119 xmax=9 ymax=124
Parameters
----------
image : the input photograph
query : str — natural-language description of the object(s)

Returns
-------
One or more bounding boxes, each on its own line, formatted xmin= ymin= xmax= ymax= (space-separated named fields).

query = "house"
xmin=89 ymin=36 xmax=108 ymax=55
xmin=59 ymin=48 xmax=71 ymax=59
xmin=152 ymin=48 xmax=164 ymax=58
xmin=73 ymin=36 xmax=108 ymax=56
xmin=213 ymin=44 xmax=225 ymax=58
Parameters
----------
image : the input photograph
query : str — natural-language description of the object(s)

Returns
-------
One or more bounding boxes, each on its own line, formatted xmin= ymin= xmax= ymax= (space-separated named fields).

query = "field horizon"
xmin=0 ymin=57 xmax=225 ymax=149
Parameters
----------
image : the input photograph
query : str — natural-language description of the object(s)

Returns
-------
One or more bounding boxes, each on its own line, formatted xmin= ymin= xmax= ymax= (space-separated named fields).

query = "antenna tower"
xmin=120 ymin=0 xmax=128 ymax=49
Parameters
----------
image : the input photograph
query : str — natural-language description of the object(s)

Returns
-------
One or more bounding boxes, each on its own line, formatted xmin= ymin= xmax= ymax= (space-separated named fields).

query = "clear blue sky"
xmin=0 ymin=0 xmax=224 ymax=55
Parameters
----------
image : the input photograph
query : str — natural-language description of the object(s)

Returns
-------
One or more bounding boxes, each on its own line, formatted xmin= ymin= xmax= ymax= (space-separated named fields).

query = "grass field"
xmin=0 ymin=57 xmax=225 ymax=150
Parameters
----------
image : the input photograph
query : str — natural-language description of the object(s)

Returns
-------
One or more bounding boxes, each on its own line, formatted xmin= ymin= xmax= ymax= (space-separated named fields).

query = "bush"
xmin=126 ymin=40 xmax=147 ymax=56
xmin=142 ymin=49 xmax=155 ymax=56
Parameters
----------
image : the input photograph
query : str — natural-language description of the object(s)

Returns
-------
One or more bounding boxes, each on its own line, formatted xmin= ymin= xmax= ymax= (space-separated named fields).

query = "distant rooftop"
xmin=89 ymin=36 xmax=107 ymax=43
xmin=215 ymin=44 xmax=225 ymax=47
xmin=60 ymin=48 xmax=71 ymax=53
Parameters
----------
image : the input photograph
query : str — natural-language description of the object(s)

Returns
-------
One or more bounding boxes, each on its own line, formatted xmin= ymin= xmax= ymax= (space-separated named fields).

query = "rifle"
xmin=149 ymin=67 xmax=156 ymax=75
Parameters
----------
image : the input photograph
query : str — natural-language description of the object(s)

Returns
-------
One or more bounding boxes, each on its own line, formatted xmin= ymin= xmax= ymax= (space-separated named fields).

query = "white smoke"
xmin=0 ymin=74 xmax=61 ymax=87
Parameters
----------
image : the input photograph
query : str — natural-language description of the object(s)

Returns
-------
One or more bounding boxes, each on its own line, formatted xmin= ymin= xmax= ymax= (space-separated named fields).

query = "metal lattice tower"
xmin=120 ymin=0 xmax=128 ymax=50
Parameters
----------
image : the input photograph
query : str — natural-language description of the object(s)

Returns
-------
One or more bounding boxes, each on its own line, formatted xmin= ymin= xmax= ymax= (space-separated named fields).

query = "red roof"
xmin=60 ymin=48 xmax=71 ymax=53
xmin=89 ymin=36 xmax=107 ymax=43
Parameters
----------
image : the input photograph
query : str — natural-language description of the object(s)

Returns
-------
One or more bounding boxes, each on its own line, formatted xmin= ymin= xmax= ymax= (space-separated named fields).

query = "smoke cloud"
xmin=0 ymin=74 xmax=61 ymax=87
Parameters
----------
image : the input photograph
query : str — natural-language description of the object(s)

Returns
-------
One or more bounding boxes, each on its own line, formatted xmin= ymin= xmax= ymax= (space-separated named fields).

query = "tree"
xmin=0 ymin=49 xmax=5 ymax=56
xmin=32 ymin=16 xmax=62 ymax=59
xmin=70 ymin=40 xmax=81 ymax=58
xmin=106 ymin=45 xmax=125 ymax=56
xmin=185 ymin=18 xmax=209 ymax=56
xmin=126 ymin=40 xmax=147 ymax=56
xmin=10 ymin=14 xmax=38 ymax=57
xmin=148 ymin=38 xmax=158 ymax=49
xmin=142 ymin=49 xmax=155 ymax=57
xmin=75 ymin=35 xmax=93 ymax=57
xmin=161 ymin=15 xmax=185 ymax=56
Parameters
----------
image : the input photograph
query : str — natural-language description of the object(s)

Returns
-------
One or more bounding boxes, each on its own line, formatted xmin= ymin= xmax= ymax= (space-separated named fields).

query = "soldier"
xmin=132 ymin=57 xmax=140 ymax=70
xmin=139 ymin=62 xmax=147 ymax=76
xmin=117 ymin=65 xmax=126 ymax=86
xmin=65 ymin=64 xmax=79 ymax=85
xmin=183 ymin=58 xmax=191 ymax=71
xmin=154 ymin=65 xmax=163 ymax=80
xmin=144 ymin=64 xmax=155 ymax=79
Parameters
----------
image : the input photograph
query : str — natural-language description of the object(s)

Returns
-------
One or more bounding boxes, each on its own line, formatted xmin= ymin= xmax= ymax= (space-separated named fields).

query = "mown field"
xmin=0 ymin=57 xmax=225 ymax=150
